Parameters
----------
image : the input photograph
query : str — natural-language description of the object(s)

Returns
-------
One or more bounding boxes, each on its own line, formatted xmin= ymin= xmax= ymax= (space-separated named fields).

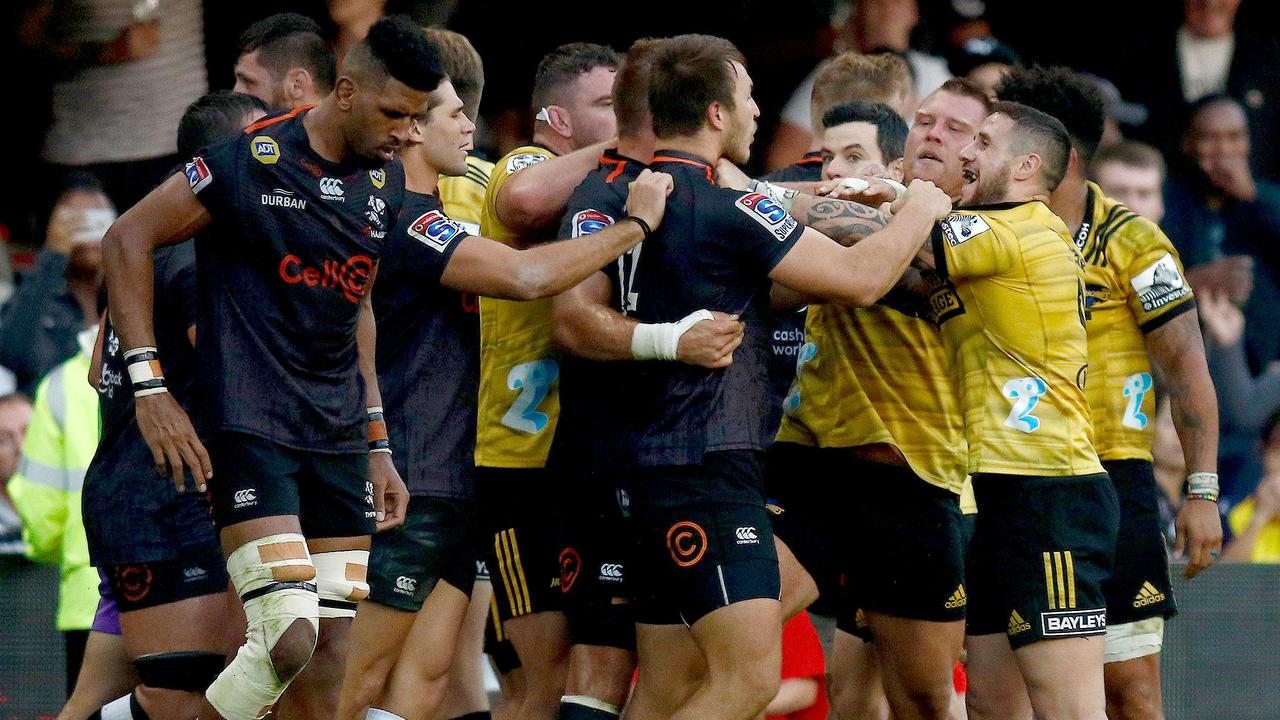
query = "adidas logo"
xmin=1008 ymin=610 xmax=1032 ymax=635
xmin=945 ymin=585 xmax=967 ymax=609
xmin=1132 ymin=581 xmax=1167 ymax=608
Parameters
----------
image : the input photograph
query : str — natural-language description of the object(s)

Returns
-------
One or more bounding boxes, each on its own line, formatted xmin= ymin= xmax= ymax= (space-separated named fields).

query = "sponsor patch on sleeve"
xmin=505 ymin=152 xmax=550 ymax=175
xmin=1130 ymin=252 xmax=1190 ymax=313
xmin=185 ymin=157 xmax=212 ymax=194
xmin=940 ymin=213 xmax=991 ymax=247
xmin=407 ymin=210 xmax=465 ymax=253
xmin=735 ymin=193 xmax=799 ymax=241
xmin=250 ymin=136 xmax=280 ymax=164
xmin=571 ymin=209 xmax=614 ymax=238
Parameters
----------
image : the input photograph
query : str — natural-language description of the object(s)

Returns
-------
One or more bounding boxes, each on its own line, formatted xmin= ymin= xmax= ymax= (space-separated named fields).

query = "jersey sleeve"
xmin=1114 ymin=218 xmax=1196 ymax=333
xmin=397 ymin=192 xmax=469 ymax=284
xmin=184 ymin=135 xmax=242 ymax=216
xmin=485 ymin=148 xmax=554 ymax=221
xmin=934 ymin=212 xmax=1015 ymax=279
xmin=722 ymin=191 xmax=805 ymax=272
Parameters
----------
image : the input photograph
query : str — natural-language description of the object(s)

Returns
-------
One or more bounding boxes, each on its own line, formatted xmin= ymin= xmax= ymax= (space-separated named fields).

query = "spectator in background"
xmin=768 ymin=0 xmax=951 ymax=170
xmin=1223 ymin=411 xmax=1280 ymax=562
xmin=6 ymin=329 xmax=102 ymax=695
xmin=0 ymin=176 xmax=113 ymax=396
xmin=233 ymin=12 xmax=336 ymax=112
xmin=1080 ymin=73 xmax=1149 ymax=148
xmin=946 ymin=36 xmax=1019 ymax=99
xmin=1121 ymin=0 xmax=1280 ymax=181
xmin=1091 ymin=140 xmax=1167 ymax=223
xmin=29 ymin=0 xmax=208 ymax=214
xmin=0 ymin=393 xmax=34 ymax=555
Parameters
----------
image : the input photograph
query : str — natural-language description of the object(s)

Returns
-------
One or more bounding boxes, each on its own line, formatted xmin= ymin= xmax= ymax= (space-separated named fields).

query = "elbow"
xmin=499 ymin=184 xmax=550 ymax=234
xmin=506 ymin=265 xmax=555 ymax=301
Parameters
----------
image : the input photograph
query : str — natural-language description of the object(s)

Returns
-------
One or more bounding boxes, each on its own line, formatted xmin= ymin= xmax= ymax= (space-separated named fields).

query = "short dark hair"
xmin=648 ymin=34 xmax=746 ymax=139
xmin=613 ymin=38 xmax=666 ymax=138
xmin=352 ymin=15 xmax=444 ymax=93
xmin=1090 ymin=140 xmax=1167 ymax=180
xmin=933 ymin=77 xmax=994 ymax=113
xmin=178 ymin=91 xmax=269 ymax=157
xmin=532 ymin=42 xmax=619 ymax=111
xmin=1184 ymin=91 xmax=1244 ymax=137
xmin=995 ymin=65 xmax=1106 ymax=162
xmin=822 ymin=101 xmax=909 ymax=162
xmin=424 ymin=28 xmax=484 ymax=120
xmin=237 ymin=13 xmax=336 ymax=94
xmin=990 ymin=100 xmax=1072 ymax=191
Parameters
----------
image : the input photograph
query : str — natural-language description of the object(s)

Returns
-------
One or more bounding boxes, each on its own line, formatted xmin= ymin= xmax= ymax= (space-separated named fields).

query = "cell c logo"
xmin=666 ymin=521 xmax=708 ymax=567
xmin=559 ymin=547 xmax=582 ymax=593
xmin=115 ymin=564 xmax=154 ymax=603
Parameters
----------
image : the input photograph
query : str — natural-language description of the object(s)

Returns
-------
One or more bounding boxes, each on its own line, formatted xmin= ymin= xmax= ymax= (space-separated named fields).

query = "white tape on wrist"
xmin=834 ymin=177 xmax=870 ymax=194
xmin=631 ymin=309 xmax=715 ymax=361
xmin=881 ymin=178 xmax=907 ymax=197
xmin=747 ymin=178 xmax=799 ymax=212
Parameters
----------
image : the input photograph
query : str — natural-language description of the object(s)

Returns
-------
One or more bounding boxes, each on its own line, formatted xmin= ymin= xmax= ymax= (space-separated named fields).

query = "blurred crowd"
xmin=2 ymin=0 xmax=1280 ymax=701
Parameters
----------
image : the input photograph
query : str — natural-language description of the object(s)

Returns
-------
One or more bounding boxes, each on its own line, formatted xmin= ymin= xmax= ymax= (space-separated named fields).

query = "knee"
xmin=269 ymin=617 xmax=319 ymax=681
xmin=1105 ymin=671 xmax=1162 ymax=720
xmin=966 ymin=682 xmax=1026 ymax=720
xmin=134 ymin=685 xmax=207 ymax=719
xmin=715 ymin=661 xmax=780 ymax=713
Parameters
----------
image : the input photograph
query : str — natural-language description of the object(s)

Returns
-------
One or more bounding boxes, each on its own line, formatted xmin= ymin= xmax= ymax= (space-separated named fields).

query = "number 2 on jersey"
xmin=1121 ymin=372 xmax=1153 ymax=430
xmin=501 ymin=359 xmax=559 ymax=434
xmin=1002 ymin=377 xmax=1048 ymax=433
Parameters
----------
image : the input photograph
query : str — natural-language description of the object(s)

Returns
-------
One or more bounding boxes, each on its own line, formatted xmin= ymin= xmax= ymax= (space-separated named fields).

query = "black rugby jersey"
xmin=373 ymin=192 xmax=474 ymax=498
xmin=762 ymin=151 xmax=824 ymax=183
xmin=625 ymin=150 xmax=804 ymax=466
xmin=547 ymin=150 xmax=646 ymax=474
xmin=186 ymin=105 xmax=406 ymax=453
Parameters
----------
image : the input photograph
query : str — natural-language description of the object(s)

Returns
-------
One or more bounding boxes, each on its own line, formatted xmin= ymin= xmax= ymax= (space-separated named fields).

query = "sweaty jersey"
xmin=438 ymin=154 xmax=494 ymax=234
xmin=548 ymin=150 xmax=646 ymax=474
xmin=624 ymin=150 xmax=804 ymax=467
xmin=187 ymin=105 xmax=406 ymax=453
xmin=1076 ymin=182 xmax=1195 ymax=462
xmin=374 ymin=192 xmax=473 ymax=498
xmin=775 ymin=301 xmax=966 ymax=493
xmin=929 ymin=201 xmax=1102 ymax=477
xmin=476 ymin=145 xmax=559 ymax=468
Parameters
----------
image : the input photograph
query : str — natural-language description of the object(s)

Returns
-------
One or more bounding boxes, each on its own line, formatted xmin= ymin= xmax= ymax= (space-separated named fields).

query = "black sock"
xmin=450 ymin=712 xmax=493 ymax=720
xmin=87 ymin=693 xmax=151 ymax=720
xmin=557 ymin=698 xmax=620 ymax=720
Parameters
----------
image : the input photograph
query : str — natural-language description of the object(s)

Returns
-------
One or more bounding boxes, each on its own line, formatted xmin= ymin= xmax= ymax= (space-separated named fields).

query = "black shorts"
xmin=484 ymin=588 xmax=522 ymax=675
xmin=366 ymin=495 xmax=480 ymax=612
xmin=476 ymin=466 xmax=565 ymax=622
xmin=84 ymin=459 xmax=222 ymax=568
xmin=966 ymin=472 xmax=1119 ymax=650
xmin=767 ymin=444 xmax=967 ymax=638
xmin=559 ymin=466 xmax=636 ymax=650
xmin=208 ymin=431 xmax=375 ymax=537
xmin=105 ymin=544 xmax=229 ymax=612
xmin=625 ymin=450 xmax=780 ymax=627
xmin=1102 ymin=459 xmax=1178 ymax=624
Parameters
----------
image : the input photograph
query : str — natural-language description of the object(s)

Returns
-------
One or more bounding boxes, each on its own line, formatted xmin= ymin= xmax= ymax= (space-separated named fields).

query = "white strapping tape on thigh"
xmin=313 ymin=548 xmax=370 ymax=618
xmin=206 ymin=533 xmax=319 ymax=720
xmin=1104 ymin=616 xmax=1165 ymax=664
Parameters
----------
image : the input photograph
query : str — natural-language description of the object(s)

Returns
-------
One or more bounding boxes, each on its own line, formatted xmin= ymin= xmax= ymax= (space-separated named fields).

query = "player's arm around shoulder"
xmin=494 ymin=141 xmax=613 ymax=235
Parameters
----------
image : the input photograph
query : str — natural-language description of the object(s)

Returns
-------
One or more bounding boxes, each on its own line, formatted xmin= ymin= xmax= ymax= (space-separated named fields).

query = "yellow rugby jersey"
xmin=930 ymin=201 xmax=1102 ymax=477
xmin=1077 ymin=182 xmax=1194 ymax=462
xmin=439 ymin=153 xmax=494 ymax=233
xmin=476 ymin=145 xmax=559 ymax=468
xmin=775 ymin=304 xmax=966 ymax=493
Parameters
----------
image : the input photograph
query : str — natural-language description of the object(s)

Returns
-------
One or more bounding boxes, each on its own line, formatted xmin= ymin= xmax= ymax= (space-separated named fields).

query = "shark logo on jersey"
xmin=1131 ymin=253 xmax=1189 ymax=313
xmin=736 ymin=193 xmax=798 ymax=241
xmin=408 ymin=210 xmax=464 ymax=253
xmin=941 ymin=214 xmax=991 ymax=246
xmin=572 ymin=209 xmax=614 ymax=237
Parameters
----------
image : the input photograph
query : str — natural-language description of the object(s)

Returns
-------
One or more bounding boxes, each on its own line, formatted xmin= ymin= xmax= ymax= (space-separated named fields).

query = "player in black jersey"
xmin=614 ymin=35 xmax=952 ymax=720
xmin=78 ymin=91 xmax=267 ymax=720
xmin=102 ymin=18 xmax=445 ymax=720
xmin=330 ymin=70 xmax=675 ymax=720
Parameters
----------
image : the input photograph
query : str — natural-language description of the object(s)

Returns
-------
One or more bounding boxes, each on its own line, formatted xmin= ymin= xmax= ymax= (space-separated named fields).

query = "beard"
xmin=965 ymin=163 xmax=1011 ymax=207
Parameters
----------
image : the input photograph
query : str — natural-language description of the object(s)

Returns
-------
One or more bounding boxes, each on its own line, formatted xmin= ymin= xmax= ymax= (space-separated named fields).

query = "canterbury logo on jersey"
xmin=233 ymin=489 xmax=257 ymax=506
xmin=319 ymin=177 xmax=344 ymax=200
xmin=735 ymin=526 xmax=759 ymax=544
xmin=395 ymin=576 xmax=417 ymax=594
xmin=1132 ymin=581 xmax=1167 ymax=608
xmin=945 ymin=585 xmax=967 ymax=609
xmin=599 ymin=563 xmax=624 ymax=581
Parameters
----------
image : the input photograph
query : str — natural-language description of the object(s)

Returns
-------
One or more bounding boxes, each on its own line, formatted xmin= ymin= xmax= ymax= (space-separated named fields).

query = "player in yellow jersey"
xmin=935 ymin=102 xmax=1116 ymax=720
xmin=476 ymin=42 xmax=620 ymax=720
xmin=989 ymin=66 xmax=1222 ymax=720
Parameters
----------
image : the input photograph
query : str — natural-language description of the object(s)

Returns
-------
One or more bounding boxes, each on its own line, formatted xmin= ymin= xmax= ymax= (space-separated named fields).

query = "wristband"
xmin=367 ymin=406 xmax=391 ymax=454
xmin=124 ymin=346 xmax=168 ymax=397
xmin=631 ymin=309 xmax=715 ymax=361
xmin=1185 ymin=472 xmax=1219 ymax=503
xmin=747 ymin=178 xmax=799 ymax=212
xmin=623 ymin=215 xmax=652 ymax=242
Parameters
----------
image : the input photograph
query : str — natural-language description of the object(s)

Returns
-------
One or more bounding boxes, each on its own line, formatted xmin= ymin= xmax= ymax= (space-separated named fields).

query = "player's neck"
xmin=401 ymin=144 xmax=439 ymax=195
xmin=301 ymin=100 xmax=352 ymax=165
xmin=1049 ymin=175 xmax=1090 ymax=237
xmin=532 ymin=129 xmax=574 ymax=156
xmin=653 ymin=132 xmax=720 ymax=166
xmin=617 ymin=135 xmax=655 ymax=163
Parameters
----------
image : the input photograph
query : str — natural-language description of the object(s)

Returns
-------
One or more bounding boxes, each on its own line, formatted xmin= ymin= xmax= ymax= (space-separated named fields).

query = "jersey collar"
xmin=651 ymin=149 xmax=715 ymax=184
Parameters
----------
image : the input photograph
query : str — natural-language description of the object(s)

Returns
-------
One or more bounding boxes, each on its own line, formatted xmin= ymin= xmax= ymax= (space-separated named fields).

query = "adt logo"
xmin=407 ymin=211 xmax=464 ymax=253
xmin=572 ymin=209 xmax=614 ymax=238
xmin=251 ymin=136 xmax=280 ymax=165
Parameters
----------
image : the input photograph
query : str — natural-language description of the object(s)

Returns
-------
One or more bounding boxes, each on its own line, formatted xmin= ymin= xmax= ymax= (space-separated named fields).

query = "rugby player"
xmin=101 ymin=18 xmax=442 ymax=720
xmin=475 ymin=42 xmax=620 ymax=720
xmin=994 ymin=65 xmax=1222 ymax=720
xmin=233 ymin=13 xmax=335 ymax=112
xmin=616 ymin=34 xmax=952 ymax=720
xmin=774 ymin=84 xmax=989 ymax=720
xmin=81 ymin=91 xmax=267 ymax=720
xmin=935 ymin=101 xmax=1116 ymax=720
xmin=335 ymin=49 xmax=675 ymax=720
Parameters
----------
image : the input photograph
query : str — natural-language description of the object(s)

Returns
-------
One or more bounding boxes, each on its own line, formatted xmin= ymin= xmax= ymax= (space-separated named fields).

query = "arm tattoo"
xmin=793 ymin=198 xmax=890 ymax=246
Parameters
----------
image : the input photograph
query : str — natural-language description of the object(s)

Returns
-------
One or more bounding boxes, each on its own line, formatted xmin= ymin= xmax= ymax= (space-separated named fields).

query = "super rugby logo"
xmin=408 ymin=211 xmax=464 ymax=253
xmin=572 ymin=209 xmax=614 ymax=238
xmin=735 ymin=193 xmax=798 ymax=241
xmin=666 ymin=521 xmax=708 ymax=567
xmin=278 ymin=253 xmax=374 ymax=303
xmin=251 ymin=136 xmax=280 ymax=165
xmin=184 ymin=157 xmax=212 ymax=193
xmin=559 ymin=547 xmax=582 ymax=593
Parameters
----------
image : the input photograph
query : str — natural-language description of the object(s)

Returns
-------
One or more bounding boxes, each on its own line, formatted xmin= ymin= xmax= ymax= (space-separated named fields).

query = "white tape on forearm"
xmin=631 ymin=309 xmax=715 ymax=361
